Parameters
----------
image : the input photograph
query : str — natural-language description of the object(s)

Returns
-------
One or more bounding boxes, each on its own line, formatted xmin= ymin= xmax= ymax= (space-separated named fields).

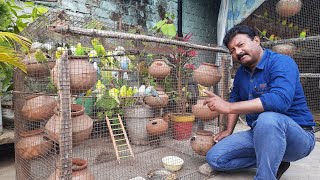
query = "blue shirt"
xmin=229 ymin=49 xmax=315 ymax=127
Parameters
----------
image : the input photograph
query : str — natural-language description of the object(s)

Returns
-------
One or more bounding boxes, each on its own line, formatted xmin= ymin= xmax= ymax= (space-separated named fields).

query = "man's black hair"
xmin=223 ymin=25 xmax=259 ymax=47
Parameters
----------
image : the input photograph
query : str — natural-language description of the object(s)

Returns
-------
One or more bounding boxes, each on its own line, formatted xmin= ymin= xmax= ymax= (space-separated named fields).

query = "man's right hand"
xmin=213 ymin=130 xmax=232 ymax=143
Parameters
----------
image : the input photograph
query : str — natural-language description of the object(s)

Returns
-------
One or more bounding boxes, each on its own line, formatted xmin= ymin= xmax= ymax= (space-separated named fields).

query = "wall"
xmin=34 ymin=0 xmax=220 ymax=44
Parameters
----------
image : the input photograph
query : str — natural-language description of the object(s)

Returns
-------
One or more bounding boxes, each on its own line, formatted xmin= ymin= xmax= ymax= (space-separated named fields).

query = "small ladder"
xmin=106 ymin=114 xmax=134 ymax=163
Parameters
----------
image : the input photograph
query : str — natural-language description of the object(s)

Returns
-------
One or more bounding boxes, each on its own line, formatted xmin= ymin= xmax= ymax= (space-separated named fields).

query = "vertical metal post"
xmin=218 ymin=53 xmax=230 ymax=131
xmin=58 ymin=51 xmax=72 ymax=180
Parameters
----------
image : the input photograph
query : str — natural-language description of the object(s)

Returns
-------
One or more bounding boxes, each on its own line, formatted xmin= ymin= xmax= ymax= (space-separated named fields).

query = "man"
xmin=203 ymin=25 xmax=316 ymax=180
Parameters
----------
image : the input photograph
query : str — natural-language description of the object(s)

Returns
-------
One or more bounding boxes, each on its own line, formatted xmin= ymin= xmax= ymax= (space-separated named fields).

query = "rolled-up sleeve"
xmin=259 ymin=56 xmax=298 ymax=113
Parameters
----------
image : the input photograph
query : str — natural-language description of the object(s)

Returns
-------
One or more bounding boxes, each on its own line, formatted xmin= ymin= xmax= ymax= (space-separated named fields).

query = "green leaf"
xmin=36 ymin=7 xmax=48 ymax=14
xmin=24 ymin=1 xmax=35 ymax=7
xmin=17 ymin=14 xmax=32 ymax=18
xmin=160 ymin=24 xmax=177 ymax=38
xmin=10 ymin=5 xmax=23 ymax=10
xmin=154 ymin=20 xmax=166 ymax=29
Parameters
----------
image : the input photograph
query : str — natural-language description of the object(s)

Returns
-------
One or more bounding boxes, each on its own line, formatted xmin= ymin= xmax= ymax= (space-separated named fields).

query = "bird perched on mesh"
xmin=145 ymin=86 xmax=163 ymax=102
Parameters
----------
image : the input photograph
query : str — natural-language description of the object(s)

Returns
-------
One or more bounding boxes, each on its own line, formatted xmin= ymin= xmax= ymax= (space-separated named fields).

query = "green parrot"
xmin=75 ymin=43 xmax=85 ymax=56
xmin=269 ymin=34 xmax=275 ymax=41
xmin=55 ymin=47 xmax=65 ymax=60
xmin=91 ymin=38 xmax=106 ymax=57
xmin=261 ymin=29 xmax=267 ymax=37
xmin=300 ymin=30 xmax=307 ymax=38
xmin=34 ymin=49 xmax=47 ymax=63
xmin=281 ymin=19 xmax=287 ymax=26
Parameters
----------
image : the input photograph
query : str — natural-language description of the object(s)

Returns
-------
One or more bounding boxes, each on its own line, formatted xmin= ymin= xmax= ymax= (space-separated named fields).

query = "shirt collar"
xmin=255 ymin=49 xmax=268 ymax=70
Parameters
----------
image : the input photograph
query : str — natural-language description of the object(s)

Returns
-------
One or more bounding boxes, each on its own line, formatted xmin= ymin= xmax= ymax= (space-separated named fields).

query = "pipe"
xmin=177 ymin=0 xmax=183 ymax=37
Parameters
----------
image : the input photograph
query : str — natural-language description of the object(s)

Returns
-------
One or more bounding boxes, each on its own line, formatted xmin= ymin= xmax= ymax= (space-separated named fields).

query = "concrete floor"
xmin=0 ymin=125 xmax=319 ymax=180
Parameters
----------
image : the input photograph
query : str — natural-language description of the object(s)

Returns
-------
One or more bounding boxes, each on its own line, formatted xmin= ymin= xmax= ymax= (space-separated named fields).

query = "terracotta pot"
xmin=276 ymin=0 xmax=302 ymax=17
xmin=148 ymin=59 xmax=171 ymax=78
xmin=23 ymin=53 xmax=56 ymax=78
xmin=190 ymin=130 xmax=215 ymax=156
xmin=272 ymin=44 xmax=296 ymax=57
xmin=45 ymin=104 xmax=93 ymax=145
xmin=21 ymin=95 xmax=57 ymax=121
xmin=193 ymin=63 xmax=221 ymax=87
xmin=146 ymin=118 xmax=169 ymax=136
xmin=48 ymin=158 xmax=94 ymax=180
xmin=144 ymin=90 xmax=169 ymax=108
xmin=192 ymin=97 xmax=219 ymax=120
xmin=51 ymin=56 xmax=97 ymax=93
xmin=16 ymin=129 xmax=51 ymax=160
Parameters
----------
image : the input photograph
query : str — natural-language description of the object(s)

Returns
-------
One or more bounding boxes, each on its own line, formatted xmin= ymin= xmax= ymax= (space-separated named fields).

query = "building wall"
xmin=35 ymin=0 xmax=220 ymax=44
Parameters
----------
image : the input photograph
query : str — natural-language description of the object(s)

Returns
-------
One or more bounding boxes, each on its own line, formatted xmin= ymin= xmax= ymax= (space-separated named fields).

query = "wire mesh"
xmin=239 ymin=0 xmax=320 ymax=140
xmin=14 ymin=10 xmax=230 ymax=180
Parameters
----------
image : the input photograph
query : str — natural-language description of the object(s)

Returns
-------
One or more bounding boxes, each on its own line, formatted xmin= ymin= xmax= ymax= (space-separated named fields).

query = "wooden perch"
xmin=261 ymin=35 xmax=320 ymax=46
xmin=48 ymin=25 xmax=229 ymax=53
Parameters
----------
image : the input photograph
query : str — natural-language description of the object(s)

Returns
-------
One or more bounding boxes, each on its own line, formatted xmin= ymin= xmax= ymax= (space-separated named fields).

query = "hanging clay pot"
xmin=272 ymin=44 xmax=296 ymax=57
xmin=23 ymin=53 xmax=56 ymax=78
xmin=144 ymin=90 xmax=169 ymax=108
xmin=190 ymin=130 xmax=215 ymax=156
xmin=193 ymin=63 xmax=221 ymax=87
xmin=16 ymin=129 xmax=51 ymax=160
xmin=146 ymin=118 xmax=169 ymax=136
xmin=45 ymin=104 xmax=93 ymax=146
xmin=276 ymin=0 xmax=302 ymax=17
xmin=51 ymin=56 xmax=97 ymax=93
xmin=192 ymin=97 xmax=219 ymax=121
xmin=48 ymin=158 xmax=94 ymax=180
xmin=148 ymin=59 xmax=171 ymax=79
xmin=21 ymin=95 xmax=57 ymax=121
xmin=171 ymin=113 xmax=195 ymax=140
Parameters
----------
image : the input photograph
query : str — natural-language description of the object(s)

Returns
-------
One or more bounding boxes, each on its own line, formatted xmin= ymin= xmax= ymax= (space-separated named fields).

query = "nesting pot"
xmin=148 ymin=59 xmax=171 ymax=79
xmin=190 ymin=130 xmax=215 ymax=156
xmin=146 ymin=118 xmax=169 ymax=136
xmin=45 ymin=104 xmax=93 ymax=145
xmin=276 ymin=0 xmax=302 ymax=17
xmin=48 ymin=158 xmax=94 ymax=180
xmin=21 ymin=95 xmax=57 ymax=121
xmin=171 ymin=113 xmax=195 ymax=140
xmin=193 ymin=63 xmax=221 ymax=87
xmin=51 ymin=56 xmax=97 ymax=93
xmin=272 ymin=44 xmax=296 ymax=57
xmin=192 ymin=97 xmax=219 ymax=121
xmin=23 ymin=53 xmax=55 ymax=78
xmin=16 ymin=129 xmax=51 ymax=160
xmin=144 ymin=90 xmax=169 ymax=108
xmin=124 ymin=105 xmax=153 ymax=145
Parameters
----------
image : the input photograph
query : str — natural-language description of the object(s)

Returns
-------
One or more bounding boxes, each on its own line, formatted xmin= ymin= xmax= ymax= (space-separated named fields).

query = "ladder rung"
xmin=118 ymin=149 xmax=130 ymax=153
xmin=119 ymin=155 xmax=133 ymax=159
xmin=112 ymin=128 xmax=122 ymax=131
xmin=115 ymin=139 xmax=126 ymax=142
xmin=113 ymin=133 xmax=124 ymax=136
xmin=117 ymin=144 xmax=128 ymax=147
xmin=110 ymin=123 xmax=121 ymax=126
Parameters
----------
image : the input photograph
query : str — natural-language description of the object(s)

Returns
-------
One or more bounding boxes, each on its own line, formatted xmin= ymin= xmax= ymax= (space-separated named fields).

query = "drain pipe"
xmin=177 ymin=0 xmax=183 ymax=37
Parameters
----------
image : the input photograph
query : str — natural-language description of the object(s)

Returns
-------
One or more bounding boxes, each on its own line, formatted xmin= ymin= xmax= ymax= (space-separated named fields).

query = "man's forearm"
xmin=226 ymin=113 xmax=239 ymax=134
xmin=229 ymin=98 xmax=264 ymax=114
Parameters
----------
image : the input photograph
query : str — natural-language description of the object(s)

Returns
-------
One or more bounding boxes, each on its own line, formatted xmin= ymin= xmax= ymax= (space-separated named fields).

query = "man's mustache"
xmin=237 ymin=53 xmax=247 ymax=60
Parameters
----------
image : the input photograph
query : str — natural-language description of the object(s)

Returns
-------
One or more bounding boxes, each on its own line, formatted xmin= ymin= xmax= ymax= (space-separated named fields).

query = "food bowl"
xmin=162 ymin=156 xmax=184 ymax=171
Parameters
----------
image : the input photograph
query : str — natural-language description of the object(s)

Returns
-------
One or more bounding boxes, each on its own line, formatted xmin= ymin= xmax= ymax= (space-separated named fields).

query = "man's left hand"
xmin=202 ymin=90 xmax=231 ymax=114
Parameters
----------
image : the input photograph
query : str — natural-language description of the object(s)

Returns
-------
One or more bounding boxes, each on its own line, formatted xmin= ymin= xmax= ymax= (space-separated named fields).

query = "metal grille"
xmin=14 ymin=11 xmax=230 ymax=179
xmin=240 ymin=0 xmax=320 ymax=140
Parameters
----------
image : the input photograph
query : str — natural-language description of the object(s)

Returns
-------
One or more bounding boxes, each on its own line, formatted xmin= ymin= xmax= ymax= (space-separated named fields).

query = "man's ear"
xmin=253 ymin=36 xmax=261 ymax=45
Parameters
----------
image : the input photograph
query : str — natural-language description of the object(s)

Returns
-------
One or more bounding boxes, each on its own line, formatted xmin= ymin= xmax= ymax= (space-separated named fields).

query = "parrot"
xmin=30 ymin=42 xmax=43 ymax=52
xmin=126 ymin=87 xmax=133 ymax=97
xmin=119 ymin=85 xmax=127 ymax=97
xmin=137 ymin=85 xmax=146 ymax=96
xmin=95 ymin=80 xmax=106 ymax=93
xmin=55 ymin=47 xmax=65 ymax=59
xmin=34 ymin=49 xmax=48 ymax=63
xmin=106 ymin=51 xmax=114 ymax=65
xmin=261 ymin=29 xmax=267 ymax=37
xmin=132 ymin=86 xmax=139 ymax=96
xmin=69 ymin=46 xmax=76 ymax=55
xmin=119 ymin=56 xmax=131 ymax=70
xmin=75 ymin=43 xmax=85 ymax=56
xmin=281 ymin=19 xmax=287 ymax=26
xmin=145 ymin=86 xmax=163 ymax=102
xmin=91 ymin=38 xmax=106 ymax=57
xmin=123 ymin=72 xmax=129 ymax=80
xmin=109 ymin=88 xmax=120 ymax=103
xmin=300 ymin=30 xmax=307 ymax=38
xmin=263 ymin=10 xmax=268 ymax=18
xmin=269 ymin=34 xmax=275 ymax=41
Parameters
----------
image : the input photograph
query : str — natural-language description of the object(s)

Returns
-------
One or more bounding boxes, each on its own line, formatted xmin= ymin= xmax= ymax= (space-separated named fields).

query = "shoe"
xmin=198 ymin=163 xmax=219 ymax=177
xmin=276 ymin=161 xmax=290 ymax=179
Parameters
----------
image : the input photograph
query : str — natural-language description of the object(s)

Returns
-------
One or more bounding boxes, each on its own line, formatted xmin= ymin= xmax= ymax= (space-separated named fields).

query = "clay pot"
xmin=146 ymin=118 xmax=169 ymax=136
xmin=16 ymin=129 xmax=51 ymax=160
xmin=193 ymin=63 xmax=221 ymax=87
xmin=192 ymin=97 xmax=219 ymax=120
xmin=48 ymin=158 xmax=94 ymax=180
xmin=21 ymin=95 xmax=57 ymax=121
xmin=190 ymin=130 xmax=215 ymax=156
xmin=272 ymin=44 xmax=296 ymax=57
xmin=276 ymin=0 xmax=302 ymax=17
xmin=23 ymin=53 xmax=56 ymax=78
xmin=51 ymin=56 xmax=97 ymax=93
xmin=171 ymin=113 xmax=195 ymax=140
xmin=144 ymin=90 xmax=169 ymax=108
xmin=45 ymin=104 xmax=93 ymax=145
xmin=148 ymin=59 xmax=171 ymax=78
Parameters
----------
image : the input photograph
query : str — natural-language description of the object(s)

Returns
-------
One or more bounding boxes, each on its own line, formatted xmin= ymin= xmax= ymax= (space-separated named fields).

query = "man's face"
xmin=227 ymin=33 xmax=262 ymax=69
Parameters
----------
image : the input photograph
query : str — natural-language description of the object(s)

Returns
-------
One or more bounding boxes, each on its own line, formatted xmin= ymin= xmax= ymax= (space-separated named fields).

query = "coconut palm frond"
xmin=0 ymin=53 xmax=26 ymax=73
xmin=0 ymin=32 xmax=32 ymax=50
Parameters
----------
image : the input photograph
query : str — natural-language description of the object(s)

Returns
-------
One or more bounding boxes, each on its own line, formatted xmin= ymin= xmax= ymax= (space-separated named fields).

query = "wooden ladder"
xmin=106 ymin=114 xmax=134 ymax=163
